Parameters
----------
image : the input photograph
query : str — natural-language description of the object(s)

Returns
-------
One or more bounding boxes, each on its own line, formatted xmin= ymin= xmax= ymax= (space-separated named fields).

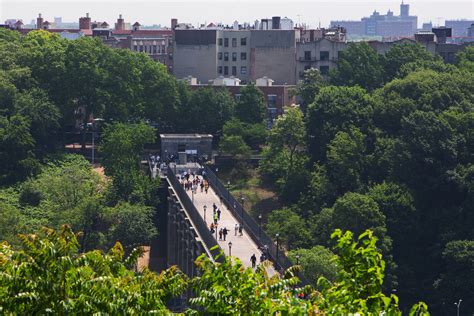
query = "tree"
xmin=235 ymin=84 xmax=266 ymax=124
xmin=100 ymin=122 xmax=155 ymax=177
xmin=0 ymin=225 xmax=187 ymax=314
xmin=435 ymin=240 xmax=474 ymax=312
xmin=288 ymin=246 xmax=338 ymax=286
xmin=330 ymin=42 xmax=384 ymax=91
xmin=104 ymin=202 xmax=157 ymax=252
xmin=100 ymin=122 xmax=157 ymax=203
xmin=315 ymin=229 xmax=428 ymax=315
xmin=292 ymin=68 xmax=326 ymax=110
xmin=306 ymin=85 xmax=373 ymax=162
xmin=266 ymin=208 xmax=312 ymax=249
xmin=382 ymin=43 xmax=436 ymax=82
xmin=219 ymin=135 xmax=251 ymax=157
xmin=326 ymin=127 xmax=366 ymax=194
xmin=64 ymin=37 xmax=109 ymax=151
xmin=457 ymin=46 xmax=474 ymax=72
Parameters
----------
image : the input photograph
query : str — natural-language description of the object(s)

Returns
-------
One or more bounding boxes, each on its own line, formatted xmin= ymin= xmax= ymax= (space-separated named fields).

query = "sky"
xmin=1 ymin=0 xmax=473 ymax=29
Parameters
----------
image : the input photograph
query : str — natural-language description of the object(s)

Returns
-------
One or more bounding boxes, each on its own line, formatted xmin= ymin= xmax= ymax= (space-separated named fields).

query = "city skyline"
xmin=2 ymin=0 xmax=473 ymax=29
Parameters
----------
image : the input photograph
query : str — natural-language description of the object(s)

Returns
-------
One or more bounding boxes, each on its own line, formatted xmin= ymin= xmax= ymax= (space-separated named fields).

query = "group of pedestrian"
xmin=179 ymin=172 xmax=209 ymax=194
xmin=234 ymin=223 xmax=243 ymax=236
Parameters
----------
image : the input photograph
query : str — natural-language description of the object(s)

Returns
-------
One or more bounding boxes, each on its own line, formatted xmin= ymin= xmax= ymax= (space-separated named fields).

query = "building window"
xmin=218 ymin=52 xmax=223 ymax=60
xmin=241 ymin=37 xmax=247 ymax=46
xmin=232 ymin=52 xmax=237 ymax=61
xmin=224 ymin=52 xmax=229 ymax=61
xmin=224 ymin=66 xmax=228 ymax=75
xmin=232 ymin=38 xmax=237 ymax=47
xmin=304 ymin=51 xmax=311 ymax=60
xmin=320 ymin=65 xmax=329 ymax=75
xmin=240 ymin=66 xmax=247 ymax=75
xmin=241 ymin=52 xmax=247 ymax=60
xmin=224 ymin=38 xmax=229 ymax=47
xmin=232 ymin=66 xmax=237 ymax=76
xmin=153 ymin=45 xmax=157 ymax=54
xmin=218 ymin=38 xmax=223 ymax=46
xmin=267 ymin=94 xmax=277 ymax=109
xmin=320 ymin=51 xmax=329 ymax=61
xmin=218 ymin=66 xmax=223 ymax=74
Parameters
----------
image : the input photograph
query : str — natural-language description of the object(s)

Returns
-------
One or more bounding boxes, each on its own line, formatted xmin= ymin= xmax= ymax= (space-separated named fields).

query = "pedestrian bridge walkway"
xmin=183 ymin=174 xmax=274 ymax=273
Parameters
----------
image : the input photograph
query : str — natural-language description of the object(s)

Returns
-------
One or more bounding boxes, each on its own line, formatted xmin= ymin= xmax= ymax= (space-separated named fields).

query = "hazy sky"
xmin=1 ymin=0 xmax=473 ymax=28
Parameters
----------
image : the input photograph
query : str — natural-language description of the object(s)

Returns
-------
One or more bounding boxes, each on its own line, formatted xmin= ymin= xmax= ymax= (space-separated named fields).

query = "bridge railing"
xmin=203 ymin=166 xmax=303 ymax=279
xmin=166 ymin=167 xmax=224 ymax=263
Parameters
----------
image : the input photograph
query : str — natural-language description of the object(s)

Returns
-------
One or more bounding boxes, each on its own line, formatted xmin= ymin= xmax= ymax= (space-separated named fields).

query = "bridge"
xmin=153 ymin=162 xmax=302 ymax=282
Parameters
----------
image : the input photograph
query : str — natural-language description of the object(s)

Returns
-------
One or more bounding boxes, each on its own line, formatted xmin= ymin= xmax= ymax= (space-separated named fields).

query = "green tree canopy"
xmin=235 ymin=84 xmax=266 ymax=124
xmin=330 ymin=42 xmax=384 ymax=91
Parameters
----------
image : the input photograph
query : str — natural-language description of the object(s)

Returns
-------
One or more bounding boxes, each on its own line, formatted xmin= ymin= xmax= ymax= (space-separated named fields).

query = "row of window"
xmin=218 ymin=37 xmax=247 ymax=47
xmin=303 ymin=65 xmax=329 ymax=75
xmin=218 ymin=66 xmax=247 ymax=76
xmin=303 ymin=50 xmax=331 ymax=61
xmin=133 ymin=45 xmax=166 ymax=54
xmin=218 ymin=52 xmax=247 ymax=61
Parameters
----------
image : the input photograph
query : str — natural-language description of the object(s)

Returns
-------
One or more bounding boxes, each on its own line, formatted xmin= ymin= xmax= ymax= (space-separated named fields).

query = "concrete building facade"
xmin=174 ymin=29 xmax=298 ymax=85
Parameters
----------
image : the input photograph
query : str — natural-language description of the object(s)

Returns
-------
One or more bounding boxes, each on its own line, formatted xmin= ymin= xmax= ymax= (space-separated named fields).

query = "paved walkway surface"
xmin=183 ymin=175 xmax=275 ymax=274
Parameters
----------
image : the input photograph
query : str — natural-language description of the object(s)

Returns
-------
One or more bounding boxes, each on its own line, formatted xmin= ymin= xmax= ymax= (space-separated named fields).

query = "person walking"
xmin=200 ymin=182 xmax=204 ymax=192
xmin=222 ymin=227 xmax=229 ymax=241
xmin=260 ymin=253 xmax=265 ymax=263
xmin=234 ymin=223 xmax=239 ymax=236
xmin=219 ymin=228 xmax=223 ymax=240
xmin=214 ymin=212 xmax=218 ymax=225
xmin=217 ymin=208 xmax=221 ymax=220
xmin=238 ymin=223 xmax=243 ymax=236
xmin=250 ymin=254 xmax=257 ymax=268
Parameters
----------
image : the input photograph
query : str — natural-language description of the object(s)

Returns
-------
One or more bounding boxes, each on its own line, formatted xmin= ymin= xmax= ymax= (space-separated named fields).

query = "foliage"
xmin=293 ymin=68 xmax=326 ymax=109
xmin=235 ymin=84 xmax=266 ymax=124
xmin=0 ymin=225 xmax=187 ymax=314
xmin=457 ymin=46 xmax=474 ymax=72
xmin=266 ymin=208 xmax=312 ymax=249
xmin=288 ymin=246 xmax=338 ymax=286
xmin=330 ymin=42 xmax=384 ymax=91
xmin=219 ymin=134 xmax=251 ymax=157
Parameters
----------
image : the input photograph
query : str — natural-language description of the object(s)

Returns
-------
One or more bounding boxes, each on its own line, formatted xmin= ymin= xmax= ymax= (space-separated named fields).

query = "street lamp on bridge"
xmin=275 ymin=233 xmax=280 ymax=270
xmin=258 ymin=214 xmax=262 ymax=240
xmin=228 ymin=241 xmax=232 ymax=257
xmin=455 ymin=299 xmax=462 ymax=316
xmin=203 ymin=205 xmax=207 ymax=222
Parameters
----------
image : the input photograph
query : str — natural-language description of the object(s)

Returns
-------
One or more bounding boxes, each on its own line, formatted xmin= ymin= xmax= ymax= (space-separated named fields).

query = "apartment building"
xmin=174 ymin=28 xmax=299 ymax=84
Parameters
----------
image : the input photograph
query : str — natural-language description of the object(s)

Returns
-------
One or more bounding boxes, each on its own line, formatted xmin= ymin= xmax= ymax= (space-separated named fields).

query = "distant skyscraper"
xmin=445 ymin=20 xmax=474 ymax=37
xmin=330 ymin=1 xmax=417 ymax=37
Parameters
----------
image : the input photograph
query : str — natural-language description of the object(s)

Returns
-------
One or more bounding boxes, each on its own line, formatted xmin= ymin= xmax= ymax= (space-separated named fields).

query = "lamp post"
xmin=227 ymin=180 xmax=230 ymax=201
xmin=228 ymin=241 xmax=232 ymax=257
xmin=240 ymin=194 xmax=245 ymax=225
xmin=203 ymin=205 xmax=207 ymax=222
xmin=215 ymin=167 xmax=218 ymax=181
xmin=215 ymin=223 xmax=218 ymax=240
xmin=296 ymin=255 xmax=300 ymax=265
xmin=275 ymin=233 xmax=280 ymax=270
xmin=455 ymin=299 xmax=462 ymax=316
xmin=258 ymin=214 xmax=262 ymax=240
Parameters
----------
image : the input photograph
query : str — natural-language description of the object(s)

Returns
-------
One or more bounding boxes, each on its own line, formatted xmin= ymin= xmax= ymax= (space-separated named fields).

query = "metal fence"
xmin=166 ymin=168 xmax=224 ymax=263
xmin=203 ymin=166 xmax=304 ymax=279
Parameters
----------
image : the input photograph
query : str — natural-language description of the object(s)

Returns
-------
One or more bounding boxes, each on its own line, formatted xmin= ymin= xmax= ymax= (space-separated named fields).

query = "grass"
xmin=219 ymin=166 xmax=282 ymax=222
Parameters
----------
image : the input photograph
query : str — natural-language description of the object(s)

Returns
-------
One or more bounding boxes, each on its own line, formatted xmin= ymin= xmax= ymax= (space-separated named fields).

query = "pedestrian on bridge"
xmin=234 ymin=223 xmax=239 ymax=236
xmin=217 ymin=208 xmax=221 ymax=220
xmin=219 ymin=228 xmax=223 ymax=240
xmin=251 ymin=254 xmax=257 ymax=268
xmin=238 ymin=223 xmax=243 ymax=236
xmin=200 ymin=182 xmax=204 ymax=192
xmin=214 ymin=212 xmax=218 ymax=225
xmin=222 ymin=227 xmax=229 ymax=241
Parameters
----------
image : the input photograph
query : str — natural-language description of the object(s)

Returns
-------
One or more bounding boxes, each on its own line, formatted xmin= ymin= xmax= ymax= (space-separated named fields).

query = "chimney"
xmin=37 ymin=13 xmax=44 ymax=29
xmin=115 ymin=14 xmax=124 ymax=30
xmin=171 ymin=18 xmax=178 ymax=30
xmin=79 ymin=12 xmax=91 ymax=30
